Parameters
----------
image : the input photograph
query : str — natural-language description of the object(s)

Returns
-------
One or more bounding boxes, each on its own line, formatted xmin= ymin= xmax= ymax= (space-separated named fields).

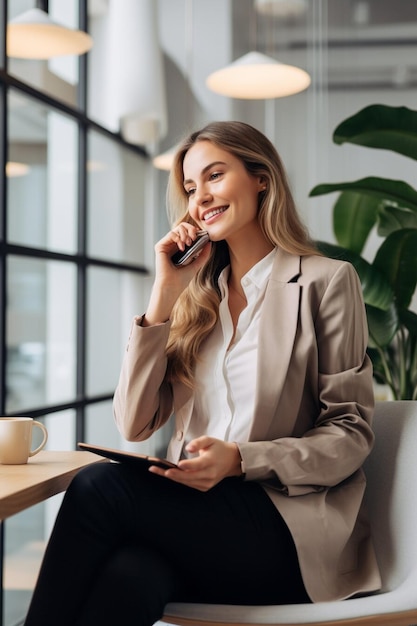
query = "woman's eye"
xmin=185 ymin=187 xmax=196 ymax=197
xmin=209 ymin=171 xmax=222 ymax=181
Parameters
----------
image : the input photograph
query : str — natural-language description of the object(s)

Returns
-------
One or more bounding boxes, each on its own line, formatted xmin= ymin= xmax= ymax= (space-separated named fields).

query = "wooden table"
xmin=0 ymin=450 xmax=104 ymax=521
xmin=0 ymin=450 xmax=105 ymax=625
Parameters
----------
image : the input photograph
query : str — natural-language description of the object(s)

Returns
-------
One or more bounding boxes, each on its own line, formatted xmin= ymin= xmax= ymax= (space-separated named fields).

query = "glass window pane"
xmin=7 ymin=0 xmax=81 ymax=107
xmin=48 ymin=0 xmax=81 ymax=91
xmin=7 ymin=0 xmax=34 ymax=20
xmin=85 ymin=400 xmax=120 ymax=447
xmin=6 ymin=257 xmax=77 ymax=412
xmin=87 ymin=268 xmax=149 ymax=396
xmin=87 ymin=130 xmax=147 ymax=265
xmin=7 ymin=90 xmax=78 ymax=253
xmin=85 ymin=401 xmax=172 ymax=461
xmin=4 ymin=500 xmax=44 ymax=626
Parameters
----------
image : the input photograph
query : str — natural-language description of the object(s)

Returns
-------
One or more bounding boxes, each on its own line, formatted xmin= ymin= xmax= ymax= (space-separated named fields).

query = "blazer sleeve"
xmin=113 ymin=317 xmax=174 ymax=441
xmin=238 ymin=262 xmax=375 ymax=496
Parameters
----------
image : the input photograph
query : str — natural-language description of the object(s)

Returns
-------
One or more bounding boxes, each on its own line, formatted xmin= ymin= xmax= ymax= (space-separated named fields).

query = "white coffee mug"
xmin=0 ymin=417 xmax=48 ymax=464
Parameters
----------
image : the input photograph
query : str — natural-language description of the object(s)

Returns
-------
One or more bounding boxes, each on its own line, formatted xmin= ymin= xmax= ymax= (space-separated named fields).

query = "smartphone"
xmin=171 ymin=230 xmax=210 ymax=266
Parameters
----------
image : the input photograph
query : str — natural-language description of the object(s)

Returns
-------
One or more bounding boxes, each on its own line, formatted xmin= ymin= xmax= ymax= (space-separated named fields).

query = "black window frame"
xmin=0 ymin=3 xmax=149 ymax=623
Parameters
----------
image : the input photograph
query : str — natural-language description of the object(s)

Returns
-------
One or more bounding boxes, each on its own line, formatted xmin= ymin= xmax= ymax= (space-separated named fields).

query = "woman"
xmin=24 ymin=121 xmax=381 ymax=626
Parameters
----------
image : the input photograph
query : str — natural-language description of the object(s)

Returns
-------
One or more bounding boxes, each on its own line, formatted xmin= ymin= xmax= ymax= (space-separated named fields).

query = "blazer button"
xmin=176 ymin=430 xmax=183 ymax=441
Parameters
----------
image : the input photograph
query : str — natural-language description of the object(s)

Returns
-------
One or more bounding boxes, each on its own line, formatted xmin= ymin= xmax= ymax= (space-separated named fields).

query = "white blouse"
xmin=184 ymin=248 xmax=277 ymax=454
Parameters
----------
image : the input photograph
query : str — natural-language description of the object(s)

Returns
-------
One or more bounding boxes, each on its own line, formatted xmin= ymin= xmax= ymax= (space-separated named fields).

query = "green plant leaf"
xmin=373 ymin=229 xmax=417 ymax=309
xmin=377 ymin=203 xmax=417 ymax=236
xmin=310 ymin=177 xmax=417 ymax=213
xmin=333 ymin=104 xmax=417 ymax=161
xmin=366 ymin=303 xmax=399 ymax=348
xmin=333 ymin=192 xmax=379 ymax=254
xmin=316 ymin=241 xmax=394 ymax=310
xmin=399 ymin=308 xmax=417 ymax=335
xmin=400 ymin=310 xmax=417 ymax=396
xmin=366 ymin=347 xmax=387 ymax=384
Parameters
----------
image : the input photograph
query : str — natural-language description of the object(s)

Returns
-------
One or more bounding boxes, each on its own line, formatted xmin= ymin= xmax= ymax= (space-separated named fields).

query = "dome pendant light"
xmin=152 ymin=145 xmax=178 ymax=171
xmin=206 ymin=51 xmax=310 ymax=99
xmin=255 ymin=0 xmax=308 ymax=18
xmin=7 ymin=8 xmax=93 ymax=59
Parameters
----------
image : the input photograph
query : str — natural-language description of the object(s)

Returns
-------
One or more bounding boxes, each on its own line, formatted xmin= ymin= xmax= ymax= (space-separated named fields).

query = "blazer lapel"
xmin=249 ymin=249 xmax=302 ymax=440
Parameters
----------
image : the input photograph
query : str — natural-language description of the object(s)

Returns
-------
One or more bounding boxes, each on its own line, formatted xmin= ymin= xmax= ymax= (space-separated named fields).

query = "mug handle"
xmin=29 ymin=421 xmax=48 ymax=457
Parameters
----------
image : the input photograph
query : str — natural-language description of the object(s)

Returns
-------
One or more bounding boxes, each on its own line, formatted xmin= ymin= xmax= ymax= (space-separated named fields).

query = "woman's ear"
xmin=258 ymin=176 xmax=267 ymax=192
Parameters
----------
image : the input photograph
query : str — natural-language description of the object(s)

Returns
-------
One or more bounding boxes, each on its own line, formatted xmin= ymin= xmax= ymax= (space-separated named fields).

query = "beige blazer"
xmin=113 ymin=248 xmax=382 ymax=603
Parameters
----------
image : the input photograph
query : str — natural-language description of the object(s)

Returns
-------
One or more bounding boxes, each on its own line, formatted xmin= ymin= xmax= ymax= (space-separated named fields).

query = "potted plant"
xmin=310 ymin=103 xmax=417 ymax=400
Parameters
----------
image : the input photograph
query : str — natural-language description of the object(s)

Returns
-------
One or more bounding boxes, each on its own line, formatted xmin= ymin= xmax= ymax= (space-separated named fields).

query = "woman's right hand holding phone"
xmin=141 ymin=223 xmax=211 ymax=327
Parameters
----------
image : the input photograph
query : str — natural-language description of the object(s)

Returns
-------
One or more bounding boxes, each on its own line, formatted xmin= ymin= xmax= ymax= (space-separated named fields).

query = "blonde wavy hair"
xmin=165 ymin=121 xmax=317 ymax=387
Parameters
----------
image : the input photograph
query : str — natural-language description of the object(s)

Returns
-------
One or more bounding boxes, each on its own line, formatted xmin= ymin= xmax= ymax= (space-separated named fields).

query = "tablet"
xmin=78 ymin=442 xmax=178 ymax=470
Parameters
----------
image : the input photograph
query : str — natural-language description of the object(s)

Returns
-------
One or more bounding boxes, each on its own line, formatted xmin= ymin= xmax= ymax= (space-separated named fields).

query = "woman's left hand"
xmin=148 ymin=437 xmax=243 ymax=491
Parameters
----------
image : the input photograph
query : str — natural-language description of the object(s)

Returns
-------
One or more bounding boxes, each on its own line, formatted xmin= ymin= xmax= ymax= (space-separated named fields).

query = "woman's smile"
xmin=202 ymin=206 xmax=229 ymax=223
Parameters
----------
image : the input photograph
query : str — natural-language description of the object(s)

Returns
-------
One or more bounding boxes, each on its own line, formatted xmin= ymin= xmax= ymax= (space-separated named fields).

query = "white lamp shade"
xmin=121 ymin=113 xmax=161 ymax=146
xmin=102 ymin=0 xmax=167 ymax=146
xmin=255 ymin=0 xmax=308 ymax=17
xmin=7 ymin=8 xmax=93 ymax=59
xmin=6 ymin=162 xmax=30 ymax=177
xmin=153 ymin=146 xmax=177 ymax=171
xmin=206 ymin=51 xmax=311 ymax=99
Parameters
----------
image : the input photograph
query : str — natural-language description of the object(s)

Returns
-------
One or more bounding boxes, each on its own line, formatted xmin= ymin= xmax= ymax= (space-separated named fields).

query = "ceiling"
xmin=7 ymin=0 xmax=417 ymax=145
xmin=231 ymin=0 xmax=417 ymax=90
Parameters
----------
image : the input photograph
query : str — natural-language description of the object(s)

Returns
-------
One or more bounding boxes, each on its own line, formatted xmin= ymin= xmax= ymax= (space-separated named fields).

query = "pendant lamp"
xmin=206 ymin=51 xmax=310 ymax=99
xmin=255 ymin=0 xmax=308 ymax=18
xmin=7 ymin=8 xmax=93 ymax=59
xmin=6 ymin=162 xmax=30 ymax=177
xmin=152 ymin=146 xmax=178 ymax=171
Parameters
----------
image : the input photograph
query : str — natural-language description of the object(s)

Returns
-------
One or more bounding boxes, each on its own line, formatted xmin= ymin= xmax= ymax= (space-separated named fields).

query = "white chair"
xmin=159 ymin=401 xmax=417 ymax=626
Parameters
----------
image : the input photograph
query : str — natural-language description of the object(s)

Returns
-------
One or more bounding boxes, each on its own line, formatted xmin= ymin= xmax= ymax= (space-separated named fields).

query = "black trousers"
xmin=24 ymin=463 xmax=309 ymax=626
